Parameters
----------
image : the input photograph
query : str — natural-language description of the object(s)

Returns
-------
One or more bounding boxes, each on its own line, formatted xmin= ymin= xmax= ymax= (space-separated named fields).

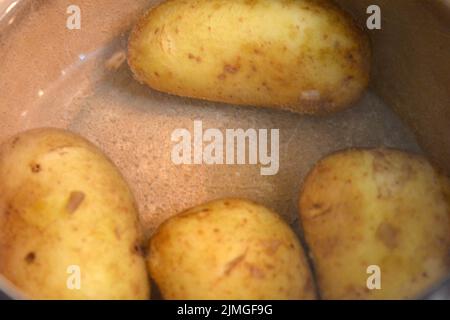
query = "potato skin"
xmin=0 ymin=128 xmax=150 ymax=299
xmin=299 ymin=149 xmax=450 ymax=299
xmin=148 ymin=199 xmax=316 ymax=300
xmin=128 ymin=0 xmax=370 ymax=114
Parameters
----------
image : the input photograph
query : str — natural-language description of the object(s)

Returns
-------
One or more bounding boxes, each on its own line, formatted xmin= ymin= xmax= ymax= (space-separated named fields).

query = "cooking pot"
xmin=0 ymin=0 xmax=449 ymax=299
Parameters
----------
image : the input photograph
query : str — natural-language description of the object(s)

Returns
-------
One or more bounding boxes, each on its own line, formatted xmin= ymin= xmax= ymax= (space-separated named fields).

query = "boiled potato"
xmin=148 ymin=199 xmax=316 ymax=299
xmin=299 ymin=149 xmax=450 ymax=299
xmin=0 ymin=128 xmax=150 ymax=299
xmin=128 ymin=0 xmax=370 ymax=114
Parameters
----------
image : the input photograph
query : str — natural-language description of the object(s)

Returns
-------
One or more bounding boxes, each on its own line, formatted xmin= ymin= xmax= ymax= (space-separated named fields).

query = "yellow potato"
xmin=148 ymin=199 xmax=316 ymax=299
xmin=299 ymin=149 xmax=450 ymax=299
xmin=128 ymin=0 xmax=370 ymax=114
xmin=0 ymin=128 xmax=150 ymax=299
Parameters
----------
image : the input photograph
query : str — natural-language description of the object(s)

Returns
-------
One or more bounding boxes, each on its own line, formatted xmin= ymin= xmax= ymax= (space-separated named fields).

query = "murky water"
xmin=0 ymin=0 xmax=420 ymax=238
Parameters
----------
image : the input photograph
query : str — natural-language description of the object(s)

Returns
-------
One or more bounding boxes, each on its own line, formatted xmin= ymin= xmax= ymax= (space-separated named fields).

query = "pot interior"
xmin=0 ymin=0 xmax=448 ymax=299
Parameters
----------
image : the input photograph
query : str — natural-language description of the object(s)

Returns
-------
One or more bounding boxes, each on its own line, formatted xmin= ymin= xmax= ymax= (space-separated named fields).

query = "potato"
xmin=128 ymin=0 xmax=370 ymax=114
xmin=299 ymin=149 xmax=450 ymax=299
xmin=0 ymin=128 xmax=150 ymax=299
xmin=148 ymin=199 xmax=316 ymax=299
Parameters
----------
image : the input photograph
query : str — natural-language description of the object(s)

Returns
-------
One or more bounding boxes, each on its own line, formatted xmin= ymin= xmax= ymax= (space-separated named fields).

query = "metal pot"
xmin=0 ymin=0 xmax=449 ymax=299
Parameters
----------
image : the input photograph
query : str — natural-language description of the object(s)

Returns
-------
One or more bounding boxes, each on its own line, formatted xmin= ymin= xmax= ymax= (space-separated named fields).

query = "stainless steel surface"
xmin=0 ymin=0 xmax=448 ymax=299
